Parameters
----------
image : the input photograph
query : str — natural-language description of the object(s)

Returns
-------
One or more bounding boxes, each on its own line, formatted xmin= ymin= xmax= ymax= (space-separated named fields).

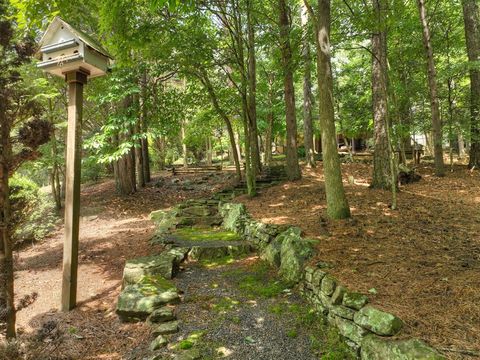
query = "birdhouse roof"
xmin=39 ymin=17 xmax=113 ymax=60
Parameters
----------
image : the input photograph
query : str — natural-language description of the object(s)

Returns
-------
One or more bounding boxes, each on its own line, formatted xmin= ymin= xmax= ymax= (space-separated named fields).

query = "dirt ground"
xmin=238 ymin=162 xmax=480 ymax=360
xmin=12 ymin=171 xmax=234 ymax=360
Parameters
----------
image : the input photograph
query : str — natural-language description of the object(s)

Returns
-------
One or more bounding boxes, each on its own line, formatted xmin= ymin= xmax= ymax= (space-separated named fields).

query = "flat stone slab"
xmin=147 ymin=306 xmax=176 ymax=324
xmin=354 ymin=306 xmax=403 ymax=336
xmin=116 ymin=277 xmax=180 ymax=322
xmin=152 ymin=320 xmax=180 ymax=336
xmin=361 ymin=335 xmax=445 ymax=359
xmin=123 ymin=253 xmax=178 ymax=286
xmin=163 ymin=228 xmax=252 ymax=261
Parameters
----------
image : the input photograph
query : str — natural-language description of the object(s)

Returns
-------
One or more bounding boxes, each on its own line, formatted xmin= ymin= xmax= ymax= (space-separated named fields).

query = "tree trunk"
xmin=417 ymin=0 xmax=445 ymax=176
xmin=462 ymin=0 xmax=480 ymax=169
xmin=371 ymin=0 xmax=391 ymax=189
xmin=301 ymin=4 xmax=316 ymax=168
xmin=135 ymin=119 xmax=145 ymax=188
xmin=181 ymin=120 xmax=188 ymax=168
xmin=206 ymin=137 xmax=213 ymax=166
xmin=198 ymin=72 xmax=242 ymax=181
xmin=140 ymin=68 xmax=151 ymax=182
xmin=458 ymin=131 xmax=465 ymax=159
xmin=154 ymin=136 xmax=166 ymax=170
xmin=305 ymin=0 xmax=350 ymax=219
xmin=247 ymin=0 xmax=261 ymax=174
xmin=113 ymin=98 xmax=136 ymax=195
xmin=0 ymin=106 xmax=15 ymax=338
xmin=279 ymin=0 xmax=301 ymax=181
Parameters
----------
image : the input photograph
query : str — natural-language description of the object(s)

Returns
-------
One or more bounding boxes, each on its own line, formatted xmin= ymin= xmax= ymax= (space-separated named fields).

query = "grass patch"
xmin=200 ymin=255 xmax=237 ymax=268
xmin=212 ymin=297 xmax=240 ymax=313
xmin=174 ymin=227 xmax=242 ymax=242
xmin=226 ymin=261 xmax=292 ymax=299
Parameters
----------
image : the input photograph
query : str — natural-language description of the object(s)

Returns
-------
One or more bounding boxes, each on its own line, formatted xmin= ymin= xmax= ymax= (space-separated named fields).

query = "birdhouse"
xmin=37 ymin=17 xmax=112 ymax=79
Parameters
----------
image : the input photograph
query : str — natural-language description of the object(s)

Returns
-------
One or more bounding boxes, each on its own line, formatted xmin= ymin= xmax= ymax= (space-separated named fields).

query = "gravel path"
xmin=155 ymin=258 xmax=319 ymax=360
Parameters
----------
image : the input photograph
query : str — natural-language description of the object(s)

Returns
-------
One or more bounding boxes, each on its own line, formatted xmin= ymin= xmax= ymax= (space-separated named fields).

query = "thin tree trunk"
xmin=0 ymin=107 xmax=15 ymax=338
xmin=198 ymin=72 xmax=242 ymax=181
xmin=154 ymin=136 xmax=166 ymax=170
xmin=304 ymin=0 xmax=350 ymax=219
xmin=371 ymin=0 xmax=391 ymax=189
xmin=135 ymin=118 xmax=145 ymax=188
xmin=247 ymin=0 xmax=261 ymax=174
xmin=458 ymin=132 xmax=465 ymax=159
xmin=206 ymin=137 xmax=213 ymax=166
xmin=279 ymin=0 xmax=301 ymax=181
xmin=462 ymin=0 xmax=480 ymax=169
xmin=417 ymin=0 xmax=445 ymax=176
xmin=301 ymin=4 xmax=316 ymax=168
xmin=181 ymin=120 xmax=188 ymax=168
xmin=140 ymin=68 xmax=151 ymax=182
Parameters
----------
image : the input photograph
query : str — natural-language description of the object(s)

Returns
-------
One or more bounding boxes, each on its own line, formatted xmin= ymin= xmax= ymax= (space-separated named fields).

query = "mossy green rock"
xmin=150 ymin=208 xmax=180 ymax=237
xmin=354 ymin=306 xmax=403 ymax=336
xmin=278 ymin=228 xmax=315 ymax=283
xmin=331 ymin=285 xmax=346 ymax=305
xmin=174 ymin=349 xmax=202 ymax=360
xmin=116 ymin=281 xmax=179 ymax=322
xmin=152 ymin=320 xmax=180 ymax=336
xmin=332 ymin=315 xmax=370 ymax=344
xmin=261 ymin=237 xmax=283 ymax=267
xmin=188 ymin=244 xmax=250 ymax=261
xmin=219 ymin=203 xmax=248 ymax=232
xmin=149 ymin=335 xmax=168 ymax=351
xmin=320 ymin=275 xmax=337 ymax=296
xmin=123 ymin=253 xmax=178 ymax=285
xmin=147 ymin=306 xmax=176 ymax=324
xmin=330 ymin=305 xmax=356 ymax=320
xmin=361 ymin=335 xmax=446 ymax=360
xmin=343 ymin=291 xmax=369 ymax=310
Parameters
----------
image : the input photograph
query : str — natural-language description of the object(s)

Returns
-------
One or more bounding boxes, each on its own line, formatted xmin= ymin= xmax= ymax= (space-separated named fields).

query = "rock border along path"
xmin=116 ymin=166 xmax=445 ymax=359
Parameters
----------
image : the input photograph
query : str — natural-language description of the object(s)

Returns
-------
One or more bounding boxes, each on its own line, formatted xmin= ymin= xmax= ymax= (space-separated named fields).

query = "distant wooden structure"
xmin=169 ymin=165 xmax=222 ymax=175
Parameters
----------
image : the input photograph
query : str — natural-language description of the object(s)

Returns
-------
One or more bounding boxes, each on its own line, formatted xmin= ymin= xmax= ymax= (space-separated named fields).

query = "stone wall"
xmin=218 ymin=201 xmax=445 ymax=360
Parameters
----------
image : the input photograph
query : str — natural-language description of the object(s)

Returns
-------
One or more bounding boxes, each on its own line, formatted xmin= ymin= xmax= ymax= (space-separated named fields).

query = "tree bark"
xmin=417 ymin=0 xmax=445 ymax=176
xmin=301 ymin=4 xmax=316 ymax=168
xmin=140 ymin=68 xmax=151 ymax=182
xmin=305 ymin=0 xmax=350 ymax=219
xmin=371 ymin=0 xmax=391 ymax=189
xmin=279 ymin=0 xmax=301 ymax=181
xmin=247 ymin=0 xmax=261 ymax=174
xmin=135 ymin=116 xmax=145 ymax=188
xmin=0 ymin=101 xmax=16 ymax=338
xmin=113 ymin=98 xmax=136 ymax=195
xmin=462 ymin=0 xmax=480 ymax=169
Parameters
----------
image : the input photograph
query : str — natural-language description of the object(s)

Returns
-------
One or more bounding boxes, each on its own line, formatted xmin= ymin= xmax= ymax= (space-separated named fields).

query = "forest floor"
xmin=238 ymin=162 xmax=480 ymax=360
xmin=9 ymin=162 xmax=480 ymax=360
xmin=11 ymin=171 xmax=236 ymax=359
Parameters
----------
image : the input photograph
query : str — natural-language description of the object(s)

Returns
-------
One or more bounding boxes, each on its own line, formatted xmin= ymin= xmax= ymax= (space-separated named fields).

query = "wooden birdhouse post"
xmin=37 ymin=17 xmax=113 ymax=311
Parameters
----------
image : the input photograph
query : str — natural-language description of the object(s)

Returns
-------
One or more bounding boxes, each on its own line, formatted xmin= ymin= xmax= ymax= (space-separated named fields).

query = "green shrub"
xmin=9 ymin=175 xmax=58 ymax=246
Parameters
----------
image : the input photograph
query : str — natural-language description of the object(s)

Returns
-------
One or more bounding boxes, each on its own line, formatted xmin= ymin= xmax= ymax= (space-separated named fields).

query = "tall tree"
xmin=304 ymin=0 xmax=350 ymax=219
xmin=301 ymin=4 xmax=316 ymax=168
xmin=278 ymin=0 xmax=301 ymax=181
xmin=417 ymin=0 xmax=445 ymax=176
xmin=371 ymin=0 xmax=391 ymax=189
xmin=462 ymin=0 xmax=480 ymax=169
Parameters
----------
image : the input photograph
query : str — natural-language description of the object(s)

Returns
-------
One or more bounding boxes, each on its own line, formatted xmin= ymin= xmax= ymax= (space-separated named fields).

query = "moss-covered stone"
xmin=330 ymin=305 xmax=356 ymax=320
xmin=147 ymin=306 xmax=176 ymax=324
xmin=278 ymin=228 xmax=315 ymax=283
xmin=331 ymin=285 xmax=346 ymax=305
xmin=354 ymin=306 xmax=403 ymax=336
xmin=188 ymin=244 xmax=251 ymax=261
xmin=149 ymin=335 xmax=168 ymax=351
xmin=321 ymin=275 xmax=337 ymax=296
xmin=311 ymin=268 xmax=327 ymax=287
xmin=261 ymin=237 xmax=283 ymax=267
xmin=122 ymin=253 xmax=178 ymax=285
xmin=332 ymin=316 xmax=370 ymax=345
xmin=152 ymin=320 xmax=180 ymax=336
xmin=361 ymin=335 xmax=445 ymax=360
xmin=116 ymin=281 xmax=179 ymax=322
xmin=219 ymin=202 xmax=248 ymax=232
xmin=343 ymin=291 xmax=369 ymax=310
